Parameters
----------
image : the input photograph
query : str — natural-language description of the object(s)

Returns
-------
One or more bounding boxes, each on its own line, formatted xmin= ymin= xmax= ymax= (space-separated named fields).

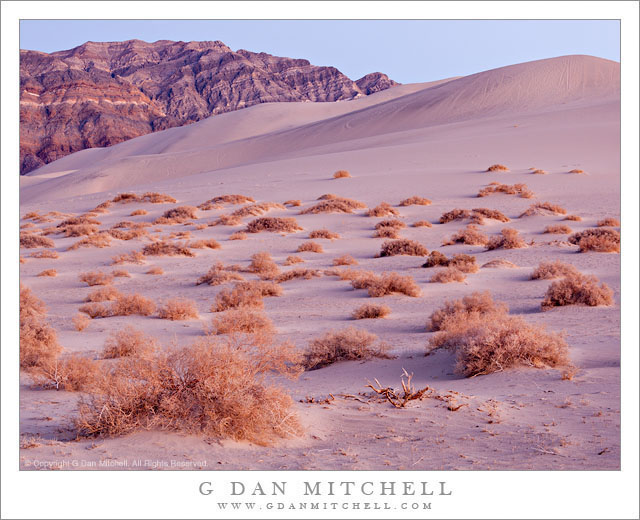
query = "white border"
xmin=2 ymin=2 xmax=638 ymax=519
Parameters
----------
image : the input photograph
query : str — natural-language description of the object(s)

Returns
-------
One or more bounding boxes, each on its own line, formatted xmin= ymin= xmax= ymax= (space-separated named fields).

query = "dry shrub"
xmin=236 ymin=280 xmax=283 ymax=297
xmin=142 ymin=241 xmax=194 ymax=257
xmin=317 ymin=193 xmax=338 ymax=200
xmin=303 ymin=327 xmax=390 ymax=370
xmin=158 ymin=298 xmax=199 ymax=320
xmin=333 ymin=170 xmax=351 ymax=178
xmin=75 ymin=334 xmax=301 ymax=443
xmin=430 ymin=267 xmax=466 ymax=283
xmin=275 ymin=268 xmax=322 ymax=283
xmin=112 ymin=193 xmax=140 ymax=203
xmin=130 ymin=209 xmax=148 ymax=216
xmin=379 ymin=239 xmax=428 ymax=257
xmin=597 ymin=218 xmax=620 ymax=227
xmin=309 ymin=229 xmax=340 ymax=240
xmin=486 ymin=164 xmax=509 ymax=172
xmin=193 ymin=224 xmax=207 ymax=231
xmin=167 ymin=231 xmax=192 ymax=240
xmin=78 ymin=303 xmax=111 ymax=319
xmin=569 ymin=169 xmax=585 ymax=174
xmin=477 ymin=183 xmax=534 ymax=199
xmin=146 ymin=266 xmax=164 ymax=275
xmin=520 ymin=202 xmax=567 ymax=217
xmin=108 ymin=228 xmax=149 ymax=241
xmin=352 ymin=304 xmax=390 ymax=320
xmin=30 ymin=250 xmax=59 ymax=259
xmin=211 ymin=214 xmax=243 ymax=226
xmin=62 ymin=224 xmax=99 ymax=237
xmin=443 ymin=225 xmax=489 ymax=246
xmin=247 ymin=251 xmax=280 ymax=279
xmin=111 ymin=251 xmax=145 ymax=265
xmin=348 ymin=270 xmax=421 ymax=297
xmin=427 ymin=291 xmax=508 ymax=332
xmin=531 ymin=261 xmax=580 ymax=280
xmin=486 ymin=228 xmax=526 ymax=250
xmin=209 ymin=308 xmax=275 ymax=335
xmin=187 ymin=239 xmax=221 ymax=250
xmin=412 ymin=220 xmax=432 ymax=228
xmin=422 ymin=250 xmax=449 ymax=268
xmin=84 ymin=286 xmax=122 ymax=302
xmin=564 ymin=214 xmax=582 ymax=222
xmin=29 ymin=355 xmax=99 ymax=392
xmin=297 ymin=241 xmax=324 ymax=253
xmin=79 ymin=271 xmax=113 ymax=286
xmin=449 ymin=254 xmax=479 ymax=273
xmin=102 ymin=327 xmax=157 ymax=359
xmin=284 ymin=255 xmax=304 ymax=265
xmin=367 ymin=202 xmax=399 ymax=217
xmin=212 ymin=284 xmax=264 ymax=312
xmin=22 ymin=211 xmax=41 ymax=220
xmin=544 ymin=224 xmax=572 ymax=234
xmin=481 ymin=259 xmax=518 ymax=269
xmin=93 ymin=201 xmax=112 ymax=212
xmin=20 ymin=257 xmax=26 ymax=264
xmin=300 ymin=196 xmax=366 ymax=214
xmin=197 ymin=262 xmax=245 ymax=286
xmin=246 ymin=217 xmax=302 ymax=233
xmin=439 ymin=208 xmax=472 ymax=224
xmin=531 ymin=169 xmax=548 ymax=175
xmin=72 ymin=314 xmax=91 ymax=331
xmin=112 ymin=269 xmax=131 ymax=278
xmin=284 ymin=199 xmax=301 ymax=207
xmin=471 ymin=208 xmax=510 ymax=223
xmin=154 ymin=206 xmax=198 ymax=224
xmin=199 ymin=194 xmax=255 ymax=210
xmin=20 ymin=285 xmax=62 ymax=369
xmin=399 ymin=196 xmax=431 ymax=206
xmin=58 ymin=215 xmax=101 ymax=227
xmin=232 ymin=202 xmax=285 ymax=218
xmin=373 ymin=226 xmax=400 ymax=239
xmin=568 ymin=228 xmax=620 ymax=253
xmin=375 ymin=219 xmax=406 ymax=230
xmin=37 ymin=269 xmax=57 ymax=277
xmin=112 ymin=220 xmax=151 ymax=229
xmin=541 ymin=273 xmax=613 ymax=310
xmin=333 ymin=254 xmax=358 ymax=266
xmin=229 ymin=231 xmax=247 ymax=240
xmin=20 ymin=233 xmax=55 ymax=249
xmin=111 ymin=293 xmax=156 ymax=316
xmin=20 ymin=222 xmax=36 ymax=230
xmin=130 ymin=191 xmax=176 ymax=203
xmin=67 ymin=233 xmax=112 ymax=250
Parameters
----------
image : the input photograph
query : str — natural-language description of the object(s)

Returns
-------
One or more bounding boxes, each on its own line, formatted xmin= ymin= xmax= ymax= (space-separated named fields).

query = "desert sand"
xmin=19 ymin=55 xmax=620 ymax=470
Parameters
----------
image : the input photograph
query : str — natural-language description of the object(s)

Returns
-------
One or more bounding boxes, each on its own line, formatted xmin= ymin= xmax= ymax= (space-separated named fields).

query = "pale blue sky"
xmin=20 ymin=20 xmax=620 ymax=83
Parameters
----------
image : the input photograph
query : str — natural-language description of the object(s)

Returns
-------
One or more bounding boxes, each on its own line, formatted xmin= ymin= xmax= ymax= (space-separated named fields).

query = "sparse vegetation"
xmin=531 ymin=169 xmax=548 ymax=174
xmin=275 ymin=268 xmax=322 ymax=283
xmin=212 ymin=214 xmax=243 ymax=226
xmin=430 ymin=267 xmax=466 ymax=283
xmin=67 ymin=233 xmax=113 ymax=250
xmin=399 ymin=196 xmax=431 ymax=206
xmin=158 ymin=298 xmax=199 ymax=320
xmin=30 ymin=250 xmax=59 ymax=259
xmin=373 ymin=226 xmax=400 ymax=239
xmin=79 ymin=271 xmax=113 ymax=286
xmin=209 ymin=308 xmax=275 ymax=335
xmin=564 ymin=214 xmax=582 ymax=221
xmin=568 ymin=169 xmax=585 ymax=174
xmin=541 ymin=273 xmax=613 ymax=310
xmin=229 ymin=231 xmax=247 ymax=240
xmin=597 ymin=218 xmax=620 ymax=227
xmin=300 ymin=196 xmax=366 ymax=214
xmin=154 ymin=206 xmax=198 ymax=224
xmin=199 ymin=194 xmax=255 ymax=210
xmin=20 ymin=285 xmax=62 ymax=369
xmin=284 ymin=199 xmax=302 ymax=207
xmin=111 ymin=293 xmax=157 ymax=317
xmin=412 ymin=220 xmax=432 ymax=228
xmin=247 ymin=252 xmax=280 ymax=279
xmin=197 ymin=262 xmax=245 ymax=286
xmin=187 ymin=239 xmax=221 ymax=250
xmin=303 ymin=327 xmax=390 ymax=370
xmin=297 ymin=241 xmax=324 ymax=253
xmin=232 ymin=202 xmax=285 ymax=218
xmin=367 ymin=202 xmax=399 ymax=217
xmin=130 ymin=209 xmax=148 ymax=216
xmin=142 ymin=241 xmax=195 ymax=257
xmin=284 ymin=255 xmax=304 ymax=265
xmin=146 ymin=266 xmax=164 ymax=275
xmin=246 ymin=217 xmax=302 ymax=233
xmin=111 ymin=251 xmax=145 ymax=265
xmin=112 ymin=269 xmax=131 ymax=278
xmin=340 ymin=270 xmax=421 ymax=297
xmin=379 ymin=239 xmax=428 ymax=257
xmin=20 ymin=233 xmax=55 ymax=249
xmin=520 ymin=202 xmax=567 ymax=217
xmin=333 ymin=254 xmax=358 ymax=266
xmin=72 ymin=314 xmax=91 ymax=331
xmin=486 ymin=164 xmax=509 ymax=172
xmin=477 ymin=182 xmax=534 ymax=199
xmin=481 ymin=259 xmax=518 ymax=269
xmin=37 ymin=269 xmax=57 ymax=277
xmin=531 ymin=261 xmax=580 ymax=280
xmin=544 ymin=224 xmax=572 ymax=234
xmin=443 ymin=225 xmax=489 ymax=246
xmin=212 ymin=283 xmax=265 ymax=312
xmin=568 ymin=228 xmax=620 ymax=253
xmin=352 ymin=304 xmax=391 ymax=320
xmin=102 ymin=327 xmax=157 ymax=359
xmin=309 ymin=229 xmax=340 ymax=240
xmin=333 ymin=170 xmax=351 ymax=178
xmin=486 ymin=228 xmax=526 ymax=250
xmin=84 ymin=286 xmax=122 ymax=302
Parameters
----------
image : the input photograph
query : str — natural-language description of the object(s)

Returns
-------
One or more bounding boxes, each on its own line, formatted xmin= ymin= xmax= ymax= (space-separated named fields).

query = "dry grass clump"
xmin=112 ymin=269 xmax=131 ymax=278
xmin=284 ymin=199 xmax=301 ymax=207
xmin=531 ymin=169 xmax=548 ymax=175
xmin=236 ymin=280 xmax=283 ymax=297
xmin=20 ymin=285 xmax=62 ymax=369
xmin=84 ymin=286 xmax=122 ymax=302
xmin=196 ymin=262 xmax=245 ymax=286
xmin=74 ymin=334 xmax=301 ymax=443
xmin=79 ymin=271 xmax=113 ymax=286
xmin=29 ymin=355 xmax=99 ymax=392
xmin=300 ymin=196 xmax=366 ymax=214
xmin=246 ymin=217 xmax=302 ymax=233
xmin=345 ymin=270 xmax=421 ymax=297
xmin=72 ymin=313 xmax=91 ymax=331
xmin=379 ymin=239 xmax=428 ymax=257
xmin=142 ymin=241 xmax=195 ymax=257
xmin=111 ymin=220 xmax=151 ymax=229
xmin=198 ymin=194 xmax=255 ymax=210
xmin=568 ymin=169 xmax=585 ymax=174
xmin=531 ymin=261 xmax=580 ymax=280
xmin=22 ymin=211 xmax=42 ymax=221
xmin=154 ymin=205 xmax=199 ymax=224
xmin=102 ymin=327 xmax=157 ymax=359
xmin=67 ymin=233 xmax=112 ymax=250
xmin=333 ymin=254 xmax=358 ymax=266
xmin=412 ymin=220 xmax=432 ymax=228
xmin=399 ymin=196 xmax=431 ymax=206
xmin=61 ymin=224 xmax=99 ymax=237
xmin=130 ymin=209 xmax=148 ymax=216
xmin=427 ymin=291 xmax=507 ymax=332
xmin=430 ymin=267 xmax=466 ymax=283
xmin=108 ymin=228 xmax=149 ymax=241
xmin=146 ymin=266 xmax=164 ymax=275
xmin=373 ymin=226 xmax=400 ymax=239
xmin=422 ymin=251 xmax=478 ymax=273
xmin=520 ymin=202 xmax=567 ymax=217
xmin=30 ymin=250 xmax=59 ymax=259
xmin=211 ymin=214 xmax=243 ymax=226
xmin=209 ymin=308 xmax=275 ymax=335
xmin=303 ymin=327 xmax=390 ymax=370
xmin=568 ymin=228 xmax=620 ymax=253
xmin=20 ymin=222 xmax=36 ymax=230
xmin=212 ymin=284 xmax=265 ymax=312
xmin=20 ymin=233 xmax=55 ymax=249
xmin=284 ymin=255 xmax=305 ymax=265
xmin=375 ymin=219 xmax=406 ymax=230
xmin=110 ymin=293 xmax=156 ymax=317
xmin=367 ymin=202 xmax=399 ymax=217
xmin=229 ymin=231 xmax=247 ymax=240
xmin=58 ymin=215 xmax=101 ymax=227
xmin=564 ymin=214 xmax=582 ymax=222
xmin=111 ymin=251 xmax=145 ymax=265
xmin=78 ymin=303 xmax=111 ymax=319
xmin=439 ymin=208 xmax=472 ymax=224
xmin=486 ymin=228 xmax=526 ymax=250
xmin=37 ymin=269 xmax=57 ymax=277
xmin=477 ymin=182 xmax=534 ymax=198
xmin=443 ymin=225 xmax=489 ymax=246
xmin=544 ymin=224 xmax=572 ymax=234
xmin=486 ymin=164 xmax=509 ymax=172
xmin=167 ymin=230 xmax=192 ymax=240
xmin=481 ymin=259 xmax=518 ymax=269
xmin=158 ymin=298 xmax=199 ymax=320
xmin=309 ymin=229 xmax=340 ymax=240
xmin=422 ymin=250 xmax=449 ymax=268
xmin=541 ymin=273 xmax=613 ymax=310
xmin=275 ymin=268 xmax=322 ymax=283
xmin=352 ymin=304 xmax=391 ymax=320
xmin=597 ymin=218 xmax=620 ymax=227
xmin=471 ymin=208 xmax=510 ymax=223
xmin=232 ymin=202 xmax=285 ymax=218
xmin=112 ymin=193 xmax=140 ymax=204
xmin=317 ymin=193 xmax=338 ymax=200
xmin=114 ymin=192 xmax=177 ymax=204
xmin=247 ymin=251 xmax=280 ymax=279
xmin=186 ymin=239 xmax=221 ymax=250
xmin=297 ymin=241 xmax=324 ymax=253
xmin=333 ymin=170 xmax=352 ymax=178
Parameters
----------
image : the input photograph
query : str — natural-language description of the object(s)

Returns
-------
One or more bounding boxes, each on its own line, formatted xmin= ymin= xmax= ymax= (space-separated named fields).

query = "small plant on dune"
xmin=471 ymin=208 xmax=510 ymax=223
xmin=187 ymin=239 xmax=221 ymax=250
xmin=20 ymin=233 xmax=55 ymax=249
xmin=439 ymin=208 xmax=472 ymax=224
xmin=477 ymin=182 xmax=534 ymax=199
xmin=448 ymin=254 xmax=479 ymax=273
xmin=544 ymin=224 xmax=572 ymax=234
xmin=142 ymin=241 xmax=195 ymax=257
xmin=481 ymin=259 xmax=518 ymax=269
xmin=486 ymin=164 xmax=509 ymax=172
xmin=300 ymin=196 xmax=367 ymax=214
xmin=67 ymin=233 xmax=113 ymax=250
xmin=430 ymin=267 xmax=466 ymax=283
xmin=486 ymin=228 xmax=526 ymax=250
xmin=72 ymin=313 xmax=91 ymax=331
xmin=211 ymin=214 xmax=243 ymax=226
xmin=375 ymin=219 xmax=406 ymax=230
xmin=199 ymin=194 xmax=255 ymax=210
xmin=30 ymin=250 xmax=59 ymax=259
xmin=379 ymin=239 xmax=428 ymax=257
xmin=531 ymin=261 xmax=580 ymax=280
xmin=352 ymin=304 xmax=391 ymax=320
xmin=197 ymin=262 xmax=245 ymax=286
xmin=333 ymin=254 xmax=358 ymax=266
xmin=366 ymin=369 xmax=431 ymax=408
xmin=367 ymin=202 xmax=399 ymax=217
xmin=78 ymin=303 xmax=111 ymax=319
xmin=20 ymin=285 xmax=62 ymax=369
xmin=112 ymin=220 xmax=151 ymax=230
xmin=110 ymin=293 xmax=156 ymax=317
xmin=412 ymin=220 xmax=432 ymax=228
xmin=79 ymin=271 xmax=113 ymax=286
xmin=531 ymin=169 xmax=548 ymax=175
xmin=102 ymin=326 xmax=157 ymax=359
xmin=37 ymin=269 xmax=57 ymax=277
xmin=275 ymin=268 xmax=322 ymax=283
xmin=61 ymin=224 xmax=99 ymax=237
xmin=564 ymin=214 xmax=582 ymax=222
xmin=297 ymin=241 xmax=324 ymax=253
xmin=399 ymin=196 xmax=431 ymax=206
xmin=568 ymin=169 xmax=585 ymax=174
xmin=209 ymin=308 xmax=275 ymax=335
xmin=246 ymin=217 xmax=302 ymax=233
xmin=140 ymin=192 xmax=177 ymax=204
xmin=229 ymin=231 xmax=247 ymax=240
xmin=111 ymin=251 xmax=145 ymax=265
xmin=442 ymin=225 xmax=489 ymax=246
xmin=597 ymin=218 xmax=620 ymax=227
xmin=232 ymin=202 xmax=285 ymax=218
xmin=284 ymin=199 xmax=301 ymax=207
xmin=112 ymin=193 xmax=140 ymax=204
xmin=29 ymin=354 xmax=99 ymax=392
xmin=541 ymin=273 xmax=613 ymax=310
xmin=347 ymin=270 xmax=421 ymax=298
xmin=333 ymin=170 xmax=351 ymax=178
xmin=167 ymin=230 xmax=192 ymax=240
xmin=247 ymin=251 xmax=280 ymax=280
xmin=154 ymin=206 xmax=199 ymax=224
xmin=108 ymin=228 xmax=149 ymax=241
xmin=309 ymin=229 xmax=340 ymax=240
xmin=568 ymin=228 xmax=620 ymax=253
xmin=422 ymin=250 xmax=449 ymax=268
xmin=146 ymin=266 xmax=164 ymax=275
xmin=236 ymin=280 xmax=283 ymax=297
xmin=130 ymin=209 xmax=148 ymax=216
xmin=112 ymin=269 xmax=131 ymax=278
xmin=303 ymin=327 xmax=390 ymax=370
xmin=58 ymin=215 xmax=101 ymax=228
xmin=373 ymin=226 xmax=400 ymax=239
xmin=84 ymin=286 xmax=122 ymax=302
xmin=427 ymin=291 xmax=507 ymax=332
xmin=212 ymin=283 xmax=264 ymax=312
xmin=284 ymin=255 xmax=305 ymax=265
xmin=520 ymin=202 xmax=567 ymax=217
xmin=158 ymin=298 xmax=199 ymax=320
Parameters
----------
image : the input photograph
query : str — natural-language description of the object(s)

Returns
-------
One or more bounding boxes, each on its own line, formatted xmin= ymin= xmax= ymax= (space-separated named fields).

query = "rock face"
xmin=20 ymin=40 xmax=398 ymax=173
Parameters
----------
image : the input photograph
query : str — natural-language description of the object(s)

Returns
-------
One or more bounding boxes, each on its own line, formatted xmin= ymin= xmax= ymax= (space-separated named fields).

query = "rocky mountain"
xmin=19 ymin=39 xmax=398 ymax=174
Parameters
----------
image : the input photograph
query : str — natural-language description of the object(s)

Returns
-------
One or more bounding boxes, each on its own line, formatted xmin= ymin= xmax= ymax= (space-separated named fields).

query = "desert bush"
xmin=477 ymin=182 xmax=534 ymax=198
xmin=520 ymin=202 xmax=567 ymax=217
xmin=309 ymin=229 xmax=340 ymax=240
xmin=300 ymin=196 xmax=366 ymax=214
xmin=29 ymin=354 xmax=99 ymax=392
xmin=58 ymin=215 xmax=101 ymax=227
xmin=317 ymin=193 xmax=338 ymax=200
xmin=333 ymin=254 xmax=358 ymax=266
xmin=375 ymin=219 xmax=406 ymax=230
xmin=531 ymin=261 xmax=580 ymax=280
xmin=236 ymin=280 xmax=283 ymax=297
xmin=158 ymin=298 xmax=199 ymax=320
xmin=37 ymin=269 xmax=57 ymax=277
xmin=564 ymin=214 xmax=582 ymax=222
xmin=399 ymin=196 xmax=431 ymax=206
xmin=284 ymin=199 xmax=301 ymax=207
xmin=303 ymin=327 xmax=390 ymax=370
xmin=246 ymin=217 xmax=302 ymax=233
xmin=111 ymin=293 xmax=156 ymax=317
xmin=187 ymin=239 xmax=221 ymax=250
xmin=297 ymin=241 xmax=324 ymax=253
xmin=412 ymin=220 xmax=432 ymax=228
xmin=481 ymin=259 xmax=518 ymax=269
xmin=78 ymin=303 xmax=111 ymax=319
xmin=568 ymin=169 xmax=585 ymax=174
xmin=146 ymin=267 xmax=164 ymax=275
xmin=597 ymin=218 xmax=620 ymax=227
xmin=154 ymin=206 xmax=198 ymax=224
xmin=20 ymin=222 xmax=36 ymax=230
xmin=199 ymin=194 xmax=255 ymax=210
xmin=427 ymin=291 xmax=508 ymax=332
xmin=111 ymin=251 xmax=145 ymax=265
xmin=422 ymin=250 xmax=449 ymax=268
xmin=140 ymin=192 xmax=176 ymax=203
xmin=486 ymin=164 xmax=509 ymax=172
xmin=85 ymin=286 xmax=122 ymax=302
xmin=79 ymin=271 xmax=113 ymax=286
xmin=333 ymin=170 xmax=351 ymax=178
xmin=112 ymin=193 xmax=140 ymax=203
xmin=367 ymin=202 xmax=399 ymax=217
xmin=209 ymin=308 xmax=275 ymax=335
xmin=20 ymin=233 xmax=55 ymax=249
xmin=112 ymin=269 xmax=131 ymax=278
xmin=30 ymin=250 xmax=59 ymax=259
xmin=531 ymin=169 xmax=548 ymax=174
xmin=197 ymin=262 xmax=245 ymax=286
xmin=442 ymin=225 xmax=489 ymax=246
xmin=348 ymin=271 xmax=421 ymax=298
xmin=20 ymin=285 xmax=62 ymax=369
xmin=373 ymin=226 xmax=400 ymax=239
xmin=62 ymin=224 xmax=99 ymax=237
xmin=471 ymin=208 xmax=510 ymax=223
xmin=544 ymin=224 xmax=572 ymax=234
xmin=568 ymin=228 xmax=620 ymax=253
xmin=112 ymin=220 xmax=151 ymax=230
xmin=352 ymin=304 xmax=391 ymax=320
xmin=142 ymin=241 xmax=194 ymax=257
xmin=67 ymin=233 xmax=112 ymax=250
xmin=229 ymin=231 xmax=247 ymax=240
xmin=284 ymin=255 xmax=305 ymax=265
xmin=275 ymin=268 xmax=322 ymax=283
xmin=212 ymin=284 xmax=264 ymax=312
xmin=439 ymin=208 xmax=472 ymax=224
xmin=102 ymin=327 xmax=158 ymax=359
xmin=72 ymin=314 xmax=91 ymax=331
xmin=486 ymin=228 xmax=526 ymax=250
xmin=541 ymin=273 xmax=613 ymax=310
xmin=211 ymin=214 xmax=243 ymax=226
xmin=379 ymin=239 xmax=428 ymax=257
xmin=108 ymin=228 xmax=149 ymax=241
xmin=232 ymin=202 xmax=285 ymax=218
xmin=430 ymin=267 xmax=466 ymax=283
xmin=449 ymin=254 xmax=479 ymax=273
xmin=247 ymin=252 xmax=280 ymax=279
xmin=130 ymin=209 xmax=148 ymax=216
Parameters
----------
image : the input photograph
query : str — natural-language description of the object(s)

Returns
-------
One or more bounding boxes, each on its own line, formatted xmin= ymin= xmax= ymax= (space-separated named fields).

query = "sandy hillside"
xmin=19 ymin=55 xmax=620 ymax=470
